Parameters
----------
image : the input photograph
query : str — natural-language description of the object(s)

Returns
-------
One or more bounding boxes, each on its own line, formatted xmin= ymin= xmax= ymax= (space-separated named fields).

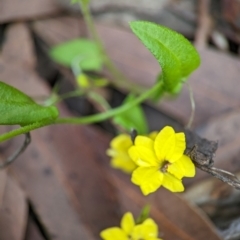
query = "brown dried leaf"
xmin=0 ymin=176 xmax=27 ymax=240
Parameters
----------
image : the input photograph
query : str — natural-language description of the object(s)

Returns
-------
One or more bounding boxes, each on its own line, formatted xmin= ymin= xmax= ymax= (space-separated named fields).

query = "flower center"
xmin=161 ymin=161 xmax=170 ymax=173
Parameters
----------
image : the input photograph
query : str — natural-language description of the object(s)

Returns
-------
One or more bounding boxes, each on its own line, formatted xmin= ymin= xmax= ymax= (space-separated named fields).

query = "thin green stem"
xmin=0 ymin=120 xmax=54 ymax=143
xmin=58 ymin=90 xmax=85 ymax=101
xmin=44 ymin=90 xmax=85 ymax=106
xmin=79 ymin=1 xmax=143 ymax=93
xmin=0 ymin=81 xmax=163 ymax=143
xmin=79 ymin=2 xmax=101 ymax=48
xmin=55 ymin=81 xmax=163 ymax=125
xmin=87 ymin=91 xmax=111 ymax=111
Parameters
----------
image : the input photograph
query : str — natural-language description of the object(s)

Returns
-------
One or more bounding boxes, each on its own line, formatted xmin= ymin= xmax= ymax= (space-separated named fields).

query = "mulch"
xmin=1 ymin=1 xmax=240 ymax=239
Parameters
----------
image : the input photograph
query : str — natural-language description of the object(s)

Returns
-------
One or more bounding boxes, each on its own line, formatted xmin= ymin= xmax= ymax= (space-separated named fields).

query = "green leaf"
xmin=130 ymin=21 xmax=200 ymax=93
xmin=151 ymin=74 xmax=165 ymax=101
xmin=71 ymin=0 xmax=89 ymax=5
xmin=82 ymin=0 xmax=90 ymax=3
xmin=49 ymin=39 xmax=103 ymax=71
xmin=0 ymin=81 xmax=59 ymax=126
xmin=113 ymin=94 xmax=148 ymax=134
xmin=136 ymin=205 xmax=151 ymax=224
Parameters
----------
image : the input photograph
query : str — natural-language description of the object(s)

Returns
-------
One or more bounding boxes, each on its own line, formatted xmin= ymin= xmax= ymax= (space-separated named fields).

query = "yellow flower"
xmin=100 ymin=212 xmax=162 ymax=240
xmin=128 ymin=126 xmax=195 ymax=195
xmin=107 ymin=134 xmax=137 ymax=173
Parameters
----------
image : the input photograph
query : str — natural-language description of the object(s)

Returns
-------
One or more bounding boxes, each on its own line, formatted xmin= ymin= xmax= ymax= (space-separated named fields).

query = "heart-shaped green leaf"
xmin=49 ymin=39 xmax=103 ymax=71
xmin=130 ymin=21 xmax=200 ymax=93
xmin=0 ymin=81 xmax=59 ymax=126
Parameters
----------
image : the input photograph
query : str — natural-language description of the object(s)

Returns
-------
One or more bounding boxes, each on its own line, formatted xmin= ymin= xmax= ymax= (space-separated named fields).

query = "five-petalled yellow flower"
xmin=100 ymin=212 xmax=162 ymax=240
xmin=128 ymin=126 xmax=195 ymax=195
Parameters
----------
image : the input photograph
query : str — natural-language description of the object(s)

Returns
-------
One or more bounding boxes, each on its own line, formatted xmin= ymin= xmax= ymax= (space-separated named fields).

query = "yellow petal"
xmin=147 ymin=238 xmax=163 ymax=240
xmin=100 ymin=227 xmax=127 ymax=240
xmin=154 ymin=127 xmax=186 ymax=163
xmin=168 ymin=155 xmax=195 ymax=179
xmin=108 ymin=134 xmax=136 ymax=173
xmin=167 ymin=160 xmax=185 ymax=179
xmin=110 ymin=134 xmax=133 ymax=152
xmin=132 ymin=167 xmax=163 ymax=195
xmin=106 ymin=148 xmax=116 ymax=157
xmin=147 ymin=237 xmax=162 ymax=240
xmin=131 ymin=218 xmax=158 ymax=239
xmin=148 ymin=131 xmax=158 ymax=140
xmin=121 ymin=212 xmax=135 ymax=235
xmin=154 ymin=126 xmax=175 ymax=161
xmin=129 ymin=136 xmax=159 ymax=167
xmin=167 ymin=132 xmax=186 ymax=163
xmin=134 ymin=136 xmax=155 ymax=149
xmin=177 ymin=155 xmax=196 ymax=177
xmin=128 ymin=146 xmax=159 ymax=167
xmin=132 ymin=167 xmax=160 ymax=185
xmin=162 ymin=173 xmax=184 ymax=192
xmin=110 ymin=157 xmax=137 ymax=173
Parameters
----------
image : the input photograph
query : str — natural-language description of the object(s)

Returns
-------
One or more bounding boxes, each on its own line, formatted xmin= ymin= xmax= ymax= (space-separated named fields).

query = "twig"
xmin=187 ymin=143 xmax=240 ymax=190
xmin=0 ymin=132 xmax=31 ymax=168
xmin=195 ymin=163 xmax=240 ymax=190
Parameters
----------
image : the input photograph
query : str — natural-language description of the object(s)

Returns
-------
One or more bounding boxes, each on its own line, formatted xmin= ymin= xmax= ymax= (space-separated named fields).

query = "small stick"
xmin=195 ymin=163 xmax=240 ymax=190
xmin=0 ymin=132 xmax=31 ymax=168
xmin=187 ymin=144 xmax=240 ymax=190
